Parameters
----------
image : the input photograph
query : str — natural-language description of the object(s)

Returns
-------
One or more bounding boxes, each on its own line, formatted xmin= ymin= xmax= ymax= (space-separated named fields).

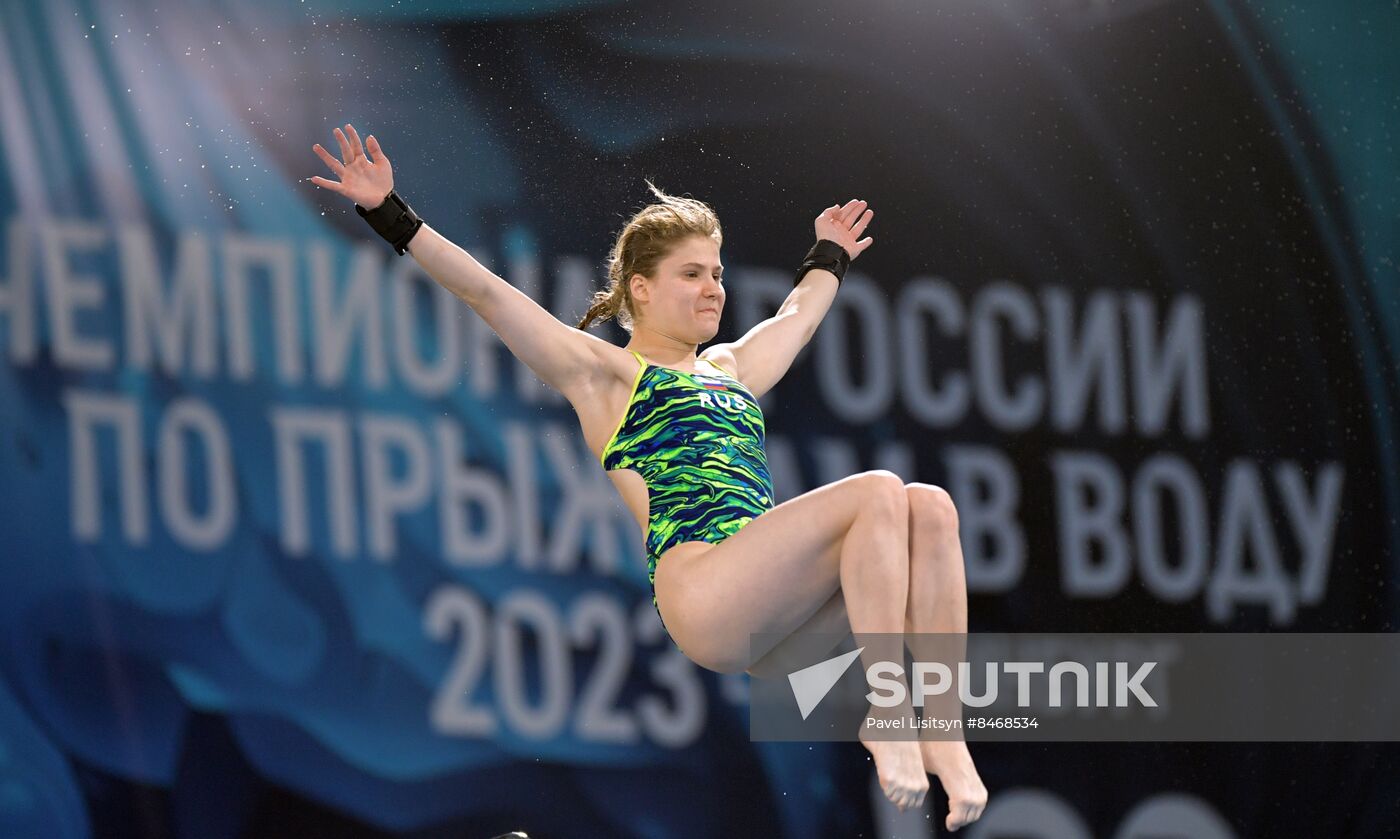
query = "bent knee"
xmin=853 ymin=469 xmax=908 ymax=521
xmin=906 ymin=481 xmax=958 ymax=532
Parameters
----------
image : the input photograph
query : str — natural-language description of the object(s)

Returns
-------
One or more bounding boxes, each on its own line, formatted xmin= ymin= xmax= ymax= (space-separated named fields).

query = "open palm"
xmin=813 ymin=198 xmax=874 ymax=260
xmin=309 ymin=123 xmax=394 ymax=208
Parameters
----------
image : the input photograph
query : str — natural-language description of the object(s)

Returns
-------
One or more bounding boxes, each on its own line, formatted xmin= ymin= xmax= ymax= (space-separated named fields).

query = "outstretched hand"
xmin=814 ymin=199 xmax=874 ymax=260
xmin=308 ymin=123 xmax=394 ymax=209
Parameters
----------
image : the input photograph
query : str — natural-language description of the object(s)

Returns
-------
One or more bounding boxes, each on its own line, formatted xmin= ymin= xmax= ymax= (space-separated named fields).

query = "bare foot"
xmin=858 ymin=727 xmax=929 ymax=812
xmin=920 ymin=739 xmax=988 ymax=831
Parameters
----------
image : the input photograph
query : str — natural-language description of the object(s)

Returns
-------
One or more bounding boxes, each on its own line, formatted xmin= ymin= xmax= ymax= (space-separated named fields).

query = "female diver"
xmin=310 ymin=124 xmax=987 ymax=829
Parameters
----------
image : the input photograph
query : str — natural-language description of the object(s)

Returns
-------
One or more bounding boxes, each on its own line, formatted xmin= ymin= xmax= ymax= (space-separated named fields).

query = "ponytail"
xmin=577 ymin=283 xmax=629 ymax=331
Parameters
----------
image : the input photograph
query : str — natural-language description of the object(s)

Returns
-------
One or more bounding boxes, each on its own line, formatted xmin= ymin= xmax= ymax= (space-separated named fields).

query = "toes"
xmin=884 ymin=783 xmax=928 ymax=812
xmin=945 ymin=798 xmax=986 ymax=831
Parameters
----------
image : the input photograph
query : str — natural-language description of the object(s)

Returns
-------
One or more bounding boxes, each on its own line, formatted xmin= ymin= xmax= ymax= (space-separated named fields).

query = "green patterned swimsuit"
xmin=601 ymin=350 xmax=775 ymax=633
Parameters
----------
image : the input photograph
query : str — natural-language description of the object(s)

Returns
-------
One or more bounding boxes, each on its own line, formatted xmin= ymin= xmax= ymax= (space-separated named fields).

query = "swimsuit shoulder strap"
xmin=601 ymin=351 xmax=649 ymax=467
xmin=700 ymin=356 xmax=734 ymax=377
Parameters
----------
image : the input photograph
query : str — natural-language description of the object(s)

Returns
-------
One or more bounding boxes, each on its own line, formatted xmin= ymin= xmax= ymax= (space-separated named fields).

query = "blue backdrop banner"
xmin=0 ymin=0 xmax=1397 ymax=836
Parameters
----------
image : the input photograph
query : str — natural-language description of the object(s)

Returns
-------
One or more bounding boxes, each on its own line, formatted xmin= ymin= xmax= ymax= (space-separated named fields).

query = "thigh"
xmin=743 ymin=588 xmax=851 ymax=679
xmin=653 ymin=470 xmax=892 ymax=673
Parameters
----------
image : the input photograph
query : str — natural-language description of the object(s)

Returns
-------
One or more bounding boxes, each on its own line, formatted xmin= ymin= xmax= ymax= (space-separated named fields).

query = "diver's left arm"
xmin=703 ymin=199 xmax=874 ymax=398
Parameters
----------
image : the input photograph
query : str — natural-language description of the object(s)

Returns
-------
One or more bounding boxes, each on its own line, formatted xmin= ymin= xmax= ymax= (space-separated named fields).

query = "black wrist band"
xmin=355 ymin=189 xmax=424 ymax=255
xmin=793 ymin=239 xmax=851 ymax=286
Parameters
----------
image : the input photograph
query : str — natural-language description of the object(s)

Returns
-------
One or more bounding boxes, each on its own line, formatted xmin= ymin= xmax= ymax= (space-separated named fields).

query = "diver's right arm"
xmin=309 ymin=123 xmax=621 ymax=399
xmin=405 ymin=222 xmax=623 ymax=397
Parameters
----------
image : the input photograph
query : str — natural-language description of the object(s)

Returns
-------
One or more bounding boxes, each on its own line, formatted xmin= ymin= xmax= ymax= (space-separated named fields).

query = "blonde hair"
xmin=577 ymin=180 xmax=723 ymax=332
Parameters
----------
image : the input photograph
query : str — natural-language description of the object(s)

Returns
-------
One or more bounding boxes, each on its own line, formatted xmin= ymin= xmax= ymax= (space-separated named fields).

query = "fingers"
xmin=344 ymin=123 xmax=366 ymax=162
xmin=851 ymin=207 xmax=874 ymax=237
xmin=332 ymin=127 xmax=353 ymax=164
xmin=308 ymin=175 xmax=346 ymax=194
xmin=312 ymin=143 xmax=345 ymax=176
xmin=365 ymin=133 xmax=387 ymax=165
xmin=819 ymin=200 xmax=870 ymax=224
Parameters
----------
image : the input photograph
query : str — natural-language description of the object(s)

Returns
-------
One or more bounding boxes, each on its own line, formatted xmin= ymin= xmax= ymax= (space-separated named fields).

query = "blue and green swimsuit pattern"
xmin=601 ymin=351 xmax=775 ymax=630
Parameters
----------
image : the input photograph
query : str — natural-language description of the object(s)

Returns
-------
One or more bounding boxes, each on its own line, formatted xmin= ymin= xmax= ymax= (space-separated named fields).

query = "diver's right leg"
xmin=652 ymin=468 xmax=928 ymax=812
xmin=653 ymin=468 xmax=907 ymax=671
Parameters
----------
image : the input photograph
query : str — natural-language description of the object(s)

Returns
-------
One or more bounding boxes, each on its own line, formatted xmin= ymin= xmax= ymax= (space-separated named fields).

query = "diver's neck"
xmin=627 ymin=325 xmax=698 ymax=366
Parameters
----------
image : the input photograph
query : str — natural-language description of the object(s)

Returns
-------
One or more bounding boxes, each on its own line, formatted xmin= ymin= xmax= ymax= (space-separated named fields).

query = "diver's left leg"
xmin=903 ymin=482 xmax=987 ymax=832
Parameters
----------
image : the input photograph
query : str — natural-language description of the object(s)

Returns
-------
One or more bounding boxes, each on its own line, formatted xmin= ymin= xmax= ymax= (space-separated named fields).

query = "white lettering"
xmin=1044 ymin=287 xmax=1126 ymax=434
xmin=43 ymin=222 xmax=113 ymax=370
xmin=270 ymin=407 xmax=358 ymax=557
xmin=1126 ymin=292 xmax=1209 ymax=437
xmin=308 ymin=240 xmax=388 ymax=389
xmin=898 ymin=277 xmax=968 ymax=427
xmin=971 ymin=282 xmax=1042 ymax=431
xmin=391 ymin=257 xmax=460 ymax=396
xmin=360 ymin=413 xmax=433 ymax=560
xmin=436 ymin=416 xmax=510 ymax=567
xmin=1054 ymin=451 xmax=1131 ymax=597
xmin=816 ymin=274 xmax=895 ymax=423
xmin=223 ymin=234 xmax=302 ymax=383
xmin=0 ymin=219 xmax=37 ymax=364
xmin=157 ymin=397 xmax=236 ymax=550
xmin=65 ymin=389 xmax=146 ymax=543
xmin=119 ymin=226 xmax=218 ymax=378
xmin=1209 ymin=459 xmax=1292 ymax=623
xmin=946 ymin=445 xmax=1025 ymax=592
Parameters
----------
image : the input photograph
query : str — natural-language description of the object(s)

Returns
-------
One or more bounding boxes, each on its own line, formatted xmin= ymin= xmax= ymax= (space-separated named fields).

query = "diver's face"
xmin=634 ymin=235 xmax=724 ymax=342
